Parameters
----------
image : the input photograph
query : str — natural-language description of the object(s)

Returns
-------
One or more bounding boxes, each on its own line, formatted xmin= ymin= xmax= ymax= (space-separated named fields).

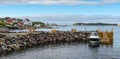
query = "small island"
xmin=73 ymin=22 xmax=117 ymax=26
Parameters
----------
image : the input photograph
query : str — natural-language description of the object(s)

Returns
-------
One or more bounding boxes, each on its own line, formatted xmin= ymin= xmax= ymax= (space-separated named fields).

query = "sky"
xmin=0 ymin=0 xmax=120 ymax=24
xmin=0 ymin=0 xmax=120 ymax=17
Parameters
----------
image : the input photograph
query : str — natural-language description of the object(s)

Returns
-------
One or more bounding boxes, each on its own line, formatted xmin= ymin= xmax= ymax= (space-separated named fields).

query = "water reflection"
xmin=0 ymin=42 xmax=119 ymax=59
xmin=89 ymin=47 xmax=99 ymax=59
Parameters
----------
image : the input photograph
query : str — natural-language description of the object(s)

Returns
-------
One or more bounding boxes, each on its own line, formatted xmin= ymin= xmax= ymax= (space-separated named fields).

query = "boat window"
xmin=90 ymin=39 xmax=99 ymax=41
xmin=91 ymin=32 xmax=98 ymax=36
xmin=94 ymin=33 xmax=98 ymax=36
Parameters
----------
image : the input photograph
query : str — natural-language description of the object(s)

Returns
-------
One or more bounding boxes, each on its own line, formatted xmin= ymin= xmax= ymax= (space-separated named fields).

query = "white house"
xmin=23 ymin=18 xmax=32 ymax=26
xmin=118 ymin=23 xmax=120 ymax=26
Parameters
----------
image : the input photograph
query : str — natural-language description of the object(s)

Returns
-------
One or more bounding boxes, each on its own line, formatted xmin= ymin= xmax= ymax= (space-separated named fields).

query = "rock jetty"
xmin=0 ymin=31 xmax=90 ymax=54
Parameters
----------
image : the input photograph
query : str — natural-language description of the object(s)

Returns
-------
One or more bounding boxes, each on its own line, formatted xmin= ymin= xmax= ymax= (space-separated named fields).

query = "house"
xmin=118 ymin=23 xmax=120 ymax=26
xmin=6 ymin=18 xmax=13 ymax=24
xmin=23 ymin=18 xmax=32 ymax=26
xmin=18 ymin=21 xmax=24 ymax=29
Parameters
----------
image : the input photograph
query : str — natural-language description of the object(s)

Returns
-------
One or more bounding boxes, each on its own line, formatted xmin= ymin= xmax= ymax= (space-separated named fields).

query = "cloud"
xmin=101 ymin=0 xmax=120 ymax=4
xmin=0 ymin=0 xmax=120 ymax=5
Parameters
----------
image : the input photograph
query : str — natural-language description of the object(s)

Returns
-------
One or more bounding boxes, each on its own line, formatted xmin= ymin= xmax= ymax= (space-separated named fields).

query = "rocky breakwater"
xmin=0 ymin=31 xmax=90 ymax=55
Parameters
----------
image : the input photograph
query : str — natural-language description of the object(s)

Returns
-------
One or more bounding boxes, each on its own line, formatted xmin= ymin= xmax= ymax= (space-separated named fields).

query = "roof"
xmin=88 ymin=31 xmax=100 ymax=39
xmin=6 ymin=19 xmax=13 ymax=22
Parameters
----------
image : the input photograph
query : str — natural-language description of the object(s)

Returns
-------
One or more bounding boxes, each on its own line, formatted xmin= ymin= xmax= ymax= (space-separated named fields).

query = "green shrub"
xmin=32 ymin=22 xmax=45 ymax=27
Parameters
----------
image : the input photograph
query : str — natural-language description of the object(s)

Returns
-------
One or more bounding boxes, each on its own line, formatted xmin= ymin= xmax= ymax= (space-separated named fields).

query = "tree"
xmin=17 ymin=18 xmax=23 ymax=21
xmin=32 ymin=22 xmax=45 ymax=27
xmin=0 ymin=22 xmax=6 ymax=27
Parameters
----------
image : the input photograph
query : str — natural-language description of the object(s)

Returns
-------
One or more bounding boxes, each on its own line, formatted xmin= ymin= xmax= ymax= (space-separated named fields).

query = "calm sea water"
xmin=1 ymin=26 xmax=120 ymax=59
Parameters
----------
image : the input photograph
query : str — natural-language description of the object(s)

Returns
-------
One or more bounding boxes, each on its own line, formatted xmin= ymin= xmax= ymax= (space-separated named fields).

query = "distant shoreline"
xmin=73 ymin=22 xmax=118 ymax=26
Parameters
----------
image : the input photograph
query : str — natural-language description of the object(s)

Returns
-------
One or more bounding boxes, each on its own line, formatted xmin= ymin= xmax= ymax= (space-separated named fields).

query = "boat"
xmin=88 ymin=31 xmax=100 ymax=47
